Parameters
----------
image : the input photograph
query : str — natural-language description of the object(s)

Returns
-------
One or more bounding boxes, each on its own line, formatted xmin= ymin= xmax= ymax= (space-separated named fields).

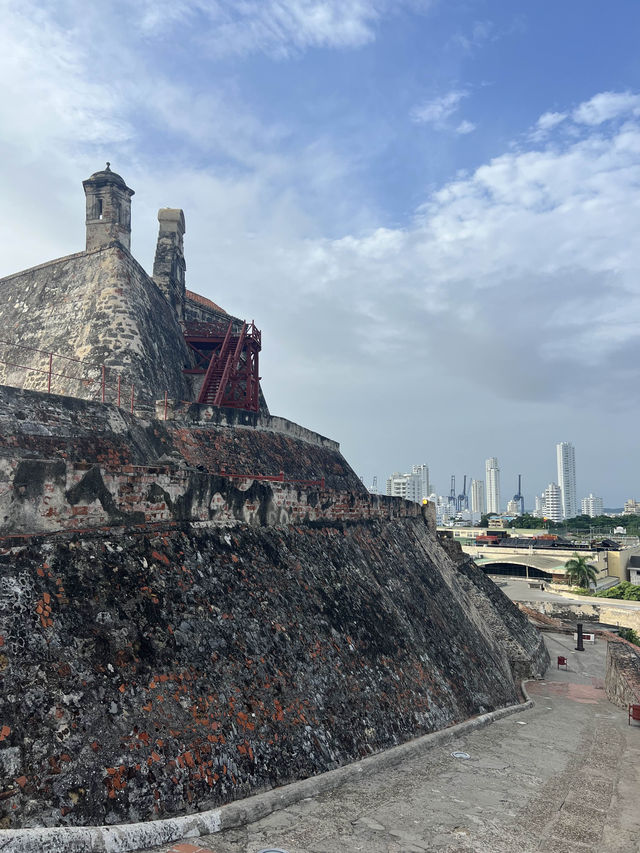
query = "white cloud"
xmin=537 ymin=111 xmax=567 ymax=130
xmin=130 ymin=0 xmax=432 ymax=56
xmin=455 ymin=120 xmax=476 ymax=135
xmin=411 ymin=90 xmax=469 ymax=129
xmin=283 ymin=111 xmax=640 ymax=413
xmin=572 ymin=91 xmax=640 ymax=125
xmin=532 ymin=111 xmax=567 ymax=140
xmin=0 ymin=0 xmax=639 ymax=497
xmin=450 ymin=19 xmax=495 ymax=53
xmin=0 ymin=3 xmax=132 ymax=152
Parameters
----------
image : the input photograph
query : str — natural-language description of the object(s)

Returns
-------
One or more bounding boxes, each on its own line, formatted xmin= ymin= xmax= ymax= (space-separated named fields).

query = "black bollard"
xmin=575 ymin=622 xmax=585 ymax=651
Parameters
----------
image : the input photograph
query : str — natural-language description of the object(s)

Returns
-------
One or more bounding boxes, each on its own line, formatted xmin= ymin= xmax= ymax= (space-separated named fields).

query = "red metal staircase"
xmin=196 ymin=320 xmax=234 ymax=405
xmin=184 ymin=319 xmax=261 ymax=412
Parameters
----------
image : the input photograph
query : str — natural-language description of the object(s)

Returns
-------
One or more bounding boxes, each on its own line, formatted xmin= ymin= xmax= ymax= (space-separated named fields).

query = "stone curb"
xmin=0 ymin=694 xmax=534 ymax=853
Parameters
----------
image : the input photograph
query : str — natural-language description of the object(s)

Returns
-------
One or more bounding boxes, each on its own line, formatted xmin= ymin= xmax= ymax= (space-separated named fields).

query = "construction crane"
xmin=513 ymin=474 xmax=524 ymax=516
xmin=457 ymin=475 xmax=469 ymax=512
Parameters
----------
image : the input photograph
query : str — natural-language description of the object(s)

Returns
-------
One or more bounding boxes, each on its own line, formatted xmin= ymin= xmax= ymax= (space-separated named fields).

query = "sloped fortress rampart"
xmin=0 ymin=169 xmax=548 ymax=831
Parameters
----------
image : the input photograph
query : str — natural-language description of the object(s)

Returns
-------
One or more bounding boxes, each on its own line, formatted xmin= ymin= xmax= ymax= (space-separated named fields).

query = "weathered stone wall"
xmin=0 ymin=384 xmax=360 ymax=487
xmin=0 ymin=246 xmax=190 ymax=404
xmin=0 ymin=384 xmax=401 ymax=535
xmin=0 ymin=384 xmax=546 ymax=830
xmin=0 ymin=458 xmax=422 ymax=536
xmin=0 ymin=515 xmax=546 ymax=829
xmin=605 ymin=640 xmax=640 ymax=708
xmin=166 ymin=402 xmax=339 ymax=451
xmin=438 ymin=536 xmax=549 ymax=685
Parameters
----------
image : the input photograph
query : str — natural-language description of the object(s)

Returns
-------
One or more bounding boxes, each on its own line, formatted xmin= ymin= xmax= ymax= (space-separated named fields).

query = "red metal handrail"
xmin=214 ymin=322 xmax=246 ymax=407
xmin=0 ymin=338 xmax=147 ymax=411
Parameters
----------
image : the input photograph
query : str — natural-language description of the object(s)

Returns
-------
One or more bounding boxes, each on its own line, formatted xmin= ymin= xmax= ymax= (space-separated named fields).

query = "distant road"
xmin=497 ymin=577 xmax=640 ymax=610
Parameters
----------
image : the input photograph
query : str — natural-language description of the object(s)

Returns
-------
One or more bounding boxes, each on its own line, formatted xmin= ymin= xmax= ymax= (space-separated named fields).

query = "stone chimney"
xmin=82 ymin=163 xmax=135 ymax=252
xmin=153 ymin=208 xmax=186 ymax=323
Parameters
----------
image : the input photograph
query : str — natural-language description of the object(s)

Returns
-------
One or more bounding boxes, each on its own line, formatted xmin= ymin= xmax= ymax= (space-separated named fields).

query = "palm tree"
xmin=564 ymin=553 xmax=598 ymax=590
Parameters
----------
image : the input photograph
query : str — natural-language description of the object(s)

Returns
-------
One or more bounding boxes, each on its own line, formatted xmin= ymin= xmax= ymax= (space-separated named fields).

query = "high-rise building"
xmin=470 ymin=479 xmax=486 ymax=515
xmin=624 ymin=499 xmax=640 ymax=516
xmin=543 ymin=482 xmax=562 ymax=522
xmin=407 ymin=464 xmax=430 ymax=504
xmin=485 ymin=457 xmax=501 ymax=514
xmin=534 ymin=494 xmax=545 ymax=519
xmin=556 ymin=441 xmax=577 ymax=520
xmin=581 ymin=494 xmax=603 ymax=518
xmin=386 ymin=465 xmax=430 ymax=504
xmin=386 ymin=472 xmax=408 ymax=498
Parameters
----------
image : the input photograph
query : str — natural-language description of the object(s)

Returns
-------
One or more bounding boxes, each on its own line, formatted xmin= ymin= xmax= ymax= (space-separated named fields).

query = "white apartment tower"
xmin=470 ymin=479 xmax=486 ymax=515
xmin=407 ymin=464 xmax=430 ymax=503
xmin=485 ymin=457 xmax=501 ymax=514
xmin=581 ymin=494 xmax=603 ymax=517
xmin=556 ymin=441 xmax=577 ymax=520
xmin=386 ymin=464 xmax=430 ymax=503
xmin=386 ymin=473 xmax=408 ymax=498
xmin=543 ymin=482 xmax=563 ymax=522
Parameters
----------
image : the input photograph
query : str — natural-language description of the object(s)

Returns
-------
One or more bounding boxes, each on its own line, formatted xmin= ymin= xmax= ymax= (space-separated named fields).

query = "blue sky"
xmin=1 ymin=0 xmax=640 ymax=507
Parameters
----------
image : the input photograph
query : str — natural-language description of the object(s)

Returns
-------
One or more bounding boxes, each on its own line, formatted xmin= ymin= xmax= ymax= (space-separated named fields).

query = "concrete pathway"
xmin=149 ymin=633 xmax=640 ymax=853
xmin=500 ymin=578 xmax=640 ymax=609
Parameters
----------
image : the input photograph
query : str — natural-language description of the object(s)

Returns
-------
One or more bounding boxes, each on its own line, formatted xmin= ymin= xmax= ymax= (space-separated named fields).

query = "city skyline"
xmin=381 ymin=440 xmax=628 ymax=512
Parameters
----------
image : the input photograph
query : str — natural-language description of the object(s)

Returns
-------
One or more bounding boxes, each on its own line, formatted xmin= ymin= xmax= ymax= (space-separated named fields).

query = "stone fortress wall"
xmin=0 ymin=246 xmax=191 ymax=405
xmin=0 ymin=164 xmax=262 ymax=412
xmin=0 ymin=383 xmax=549 ymax=829
xmin=0 ymin=168 xmax=549 ymax=831
xmin=0 ymin=385 xmax=421 ymax=536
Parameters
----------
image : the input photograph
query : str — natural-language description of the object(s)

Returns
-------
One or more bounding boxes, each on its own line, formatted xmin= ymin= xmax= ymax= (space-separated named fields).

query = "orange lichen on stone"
xmin=151 ymin=550 xmax=170 ymax=565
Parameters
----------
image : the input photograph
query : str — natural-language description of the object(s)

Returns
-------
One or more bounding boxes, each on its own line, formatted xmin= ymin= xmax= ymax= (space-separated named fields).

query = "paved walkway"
xmin=150 ymin=633 xmax=640 ymax=853
xmin=500 ymin=578 xmax=640 ymax=609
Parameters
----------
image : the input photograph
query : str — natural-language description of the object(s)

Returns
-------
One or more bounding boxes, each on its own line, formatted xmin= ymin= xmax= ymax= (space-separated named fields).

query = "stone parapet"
xmin=605 ymin=639 xmax=640 ymax=708
xmin=0 ymin=383 xmax=424 ymax=536
xmin=0 ymin=456 xmax=424 ymax=536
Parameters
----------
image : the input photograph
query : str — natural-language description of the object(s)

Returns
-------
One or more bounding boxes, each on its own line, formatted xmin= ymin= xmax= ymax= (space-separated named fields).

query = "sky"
xmin=0 ymin=0 xmax=639 ymax=508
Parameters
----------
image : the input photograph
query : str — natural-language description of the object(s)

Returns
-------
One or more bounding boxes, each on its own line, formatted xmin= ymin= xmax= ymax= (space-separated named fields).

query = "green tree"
xmin=509 ymin=514 xmax=547 ymax=529
xmin=564 ymin=553 xmax=598 ymax=590
xmin=618 ymin=627 xmax=640 ymax=646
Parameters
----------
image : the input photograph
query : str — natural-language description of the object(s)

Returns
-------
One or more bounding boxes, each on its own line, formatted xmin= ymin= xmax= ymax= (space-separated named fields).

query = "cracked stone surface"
xmin=147 ymin=633 xmax=640 ymax=853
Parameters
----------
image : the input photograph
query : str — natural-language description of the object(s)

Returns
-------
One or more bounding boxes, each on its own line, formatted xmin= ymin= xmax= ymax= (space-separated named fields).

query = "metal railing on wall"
xmin=0 ymin=339 xmax=327 ymax=487
xmin=0 ymin=338 xmax=156 ymax=414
